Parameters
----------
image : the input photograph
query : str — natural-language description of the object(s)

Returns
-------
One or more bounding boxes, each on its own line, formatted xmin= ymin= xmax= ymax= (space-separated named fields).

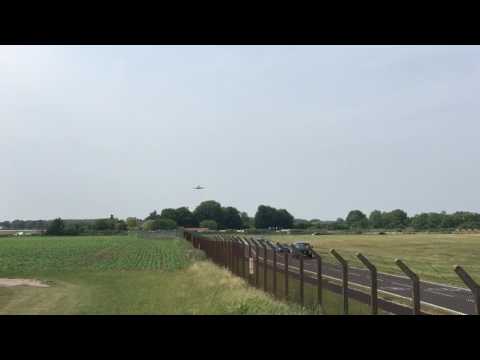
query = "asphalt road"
xmin=252 ymin=247 xmax=475 ymax=314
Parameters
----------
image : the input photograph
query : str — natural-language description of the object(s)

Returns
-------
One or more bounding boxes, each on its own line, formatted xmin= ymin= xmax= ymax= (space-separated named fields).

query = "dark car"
xmin=263 ymin=240 xmax=282 ymax=252
xmin=291 ymin=242 xmax=314 ymax=258
xmin=275 ymin=242 xmax=292 ymax=253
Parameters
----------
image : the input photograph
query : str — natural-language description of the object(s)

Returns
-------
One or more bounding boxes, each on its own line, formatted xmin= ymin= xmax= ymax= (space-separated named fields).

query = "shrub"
xmin=156 ymin=218 xmax=177 ymax=230
xmin=142 ymin=218 xmax=177 ymax=231
xmin=200 ymin=219 xmax=218 ymax=230
xmin=142 ymin=220 xmax=156 ymax=231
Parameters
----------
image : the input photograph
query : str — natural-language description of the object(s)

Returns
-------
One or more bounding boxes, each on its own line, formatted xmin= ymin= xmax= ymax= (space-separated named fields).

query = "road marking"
xmin=384 ymin=287 xmax=408 ymax=291
xmin=425 ymin=289 xmax=455 ymax=298
xmin=257 ymin=256 xmax=467 ymax=315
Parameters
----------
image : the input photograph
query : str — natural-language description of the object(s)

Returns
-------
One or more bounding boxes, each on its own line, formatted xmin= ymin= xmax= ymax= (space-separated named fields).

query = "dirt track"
xmin=0 ymin=278 xmax=49 ymax=288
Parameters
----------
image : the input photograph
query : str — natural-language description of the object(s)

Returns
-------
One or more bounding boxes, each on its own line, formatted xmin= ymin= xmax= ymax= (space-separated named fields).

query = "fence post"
xmin=255 ymin=240 xmax=260 ymax=288
xmin=233 ymin=239 xmax=238 ymax=275
xmin=236 ymin=238 xmax=242 ymax=277
xmin=212 ymin=237 xmax=216 ymax=263
xmin=272 ymin=246 xmax=277 ymax=297
xmin=299 ymin=254 xmax=304 ymax=307
xmin=454 ymin=265 xmax=480 ymax=315
xmin=330 ymin=249 xmax=349 ymax=315
xmin=224 ymin=238 xmax=228 ymax=269
xmin=220 ymin=238 xmax=225 ymax=268
xmin=245 ymin=238 xmax=253 ymax=285
xmin=357 ymin=253 xmax=378 ymax=315
xmin=284 ymin=251 xmax=289 ymax=301
xmin=395 ymin=259 xmax=421 ymax=315
xmin=216 ymin=236 xmax=220 ymax=264
xmin=233 ymin=238 xmax=238 ymax=276
xmin=229 ymin=238 xmax=233 ymax=272
xmin=263 ymin=244 xmax=268 ymax=292
xmin=217 ymin=236 xmax=223 ymax=267
xmin=236 ymin=238 xmax=242 ymax=276
xmin=241 ymin=239 xmax=246 ymax=279
xmin=311 ymin=250 xmax=322 ymax=309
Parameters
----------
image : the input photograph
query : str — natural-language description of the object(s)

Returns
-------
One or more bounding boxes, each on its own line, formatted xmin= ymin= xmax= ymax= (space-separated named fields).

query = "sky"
xmin=2 ymin=45 xmax=480 ymax=221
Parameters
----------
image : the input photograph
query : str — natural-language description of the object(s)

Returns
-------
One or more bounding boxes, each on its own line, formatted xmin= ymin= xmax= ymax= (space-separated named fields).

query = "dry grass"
xmin=266 ymin=232 xmax=480 ymax=286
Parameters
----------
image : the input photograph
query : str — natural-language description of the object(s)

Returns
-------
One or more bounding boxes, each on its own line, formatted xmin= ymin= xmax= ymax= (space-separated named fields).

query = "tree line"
xmin=140 ymin=201 xmax=249 ymax=231
xmin=3 ymin=205 xmax=480 ymax=235
xmin=140 ymin=201 xmax=295 ymax=231
xmin=293 ymin=209 xmax=480 ymax=231
xmin=44 ymin=215 xmax=128 ymax=236
xmin=0 ymin=201 xmax=292 ymax=235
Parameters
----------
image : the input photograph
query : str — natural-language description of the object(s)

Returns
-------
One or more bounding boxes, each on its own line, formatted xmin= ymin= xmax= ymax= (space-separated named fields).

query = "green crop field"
xmin=264 ymin=233 xmax=480 ymax=287
xmin=0 ymin=235 xmax=308 ymax=315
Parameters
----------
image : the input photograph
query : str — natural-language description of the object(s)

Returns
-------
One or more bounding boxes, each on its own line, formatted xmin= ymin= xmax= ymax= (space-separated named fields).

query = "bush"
xmin=156 ymin=218 xmax=177 ymax=230
xmin=142 ymin=220 xmax=156 ymax=231
xmin=143 ymin=218 xmax=177 ymax=231
xmin=200 ymin=219 xmax=218 ymax=230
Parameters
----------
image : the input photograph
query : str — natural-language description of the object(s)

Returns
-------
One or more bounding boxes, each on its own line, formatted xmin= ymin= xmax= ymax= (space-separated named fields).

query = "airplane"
xmin=193 ymin=185 xmax=205 ymax=190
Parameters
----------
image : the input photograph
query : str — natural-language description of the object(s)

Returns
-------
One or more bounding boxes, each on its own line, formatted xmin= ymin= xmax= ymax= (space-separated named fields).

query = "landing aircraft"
xmin=193 ymin=185 xmax=205 ymax=190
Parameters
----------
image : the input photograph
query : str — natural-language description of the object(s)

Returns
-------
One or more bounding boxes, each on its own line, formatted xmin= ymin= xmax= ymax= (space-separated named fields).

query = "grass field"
xmin=252 ymin=261 xmax=388 ymax=315
xmin=0 ymin=235 xmax=308 ymax=315
xmin=264 ymin=233 xmax=480 ymax=287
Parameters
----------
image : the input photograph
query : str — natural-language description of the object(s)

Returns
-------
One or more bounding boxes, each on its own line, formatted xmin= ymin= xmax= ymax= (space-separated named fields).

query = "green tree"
xmin=254 ymin=205 xmax=294 ymax=229
xmin=275 ymin=209 xmax=294 ymax=228
xmin=293 ymin=219 xmax=310 ymax=229
xmin=240 ymin=212 xmax=252 ymax=228
xmin=126 ymin=217 xmax=139 ymax=229
xmin=142 ymin=220 xmax=156 ymax=231
xmin=369 ymin=210 xmax=384 ymax=228
xmin=383 ymin=209 xmax=409 ymax=229
xmin=156 ymin=218 xmax=177 ymax=230
xmin=222 ymin=206 xmax=243 ymax=229
xmin=193 ymin=201 xmax=223 ymax=225
xmin=254 ymin=205 xmax=277 ymax=229
xmin=410 ymin=213 xmax=429 ymax=230
xmin=174 ymin=207 xmax=198 ymax=227
xmin=46 ymin=218 xmax=65 ymax=236
xmin=63 ymin=223 xmax=84 ymax=236
xmin=115 ymin=220 xmax=128 ymax=231
xmin=160 ymin=208 xmax=177 ymax=221
xmin=346 ymin=210 xmax=368 ymax=229
xmin=200 ymin=219 xmax=218 ymax=230
xmin=94 ymin=218 xmax=113 ymax=231
xmin=145 ymin=210 xmax=160 ymax=221
xmin=427 ymin=212 xmax=444 ymax=229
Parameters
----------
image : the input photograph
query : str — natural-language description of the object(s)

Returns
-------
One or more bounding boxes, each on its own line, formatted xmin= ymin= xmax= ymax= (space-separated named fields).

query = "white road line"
xmin=256 ymin=256 xmax=467 ymax=315
xmin=426 ymin=290 xmax=455 ymax=298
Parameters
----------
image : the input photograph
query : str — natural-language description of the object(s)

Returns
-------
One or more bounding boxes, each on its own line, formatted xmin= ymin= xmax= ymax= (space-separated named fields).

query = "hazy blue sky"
xmin=2 ymin=45 xmax=480 ymax=221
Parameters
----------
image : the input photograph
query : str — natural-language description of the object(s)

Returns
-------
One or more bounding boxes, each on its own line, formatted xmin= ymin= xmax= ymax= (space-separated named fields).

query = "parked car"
xmin=291 ymin=242 xmax=314 ymax=258
xmin=275 ymin=242 xmax=292 ymax=253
